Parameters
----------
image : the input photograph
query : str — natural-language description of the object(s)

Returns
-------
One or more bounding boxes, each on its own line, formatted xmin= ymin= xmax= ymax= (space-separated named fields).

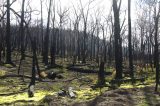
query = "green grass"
xmin=0 ymin=69 xmax=6 ymax=76
xmin=4 ymin=64 xmax=14 ymax=68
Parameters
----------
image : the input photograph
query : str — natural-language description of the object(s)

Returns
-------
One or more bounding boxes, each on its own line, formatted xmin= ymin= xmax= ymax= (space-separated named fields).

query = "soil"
xmin=76 ymin=86 xmax=160 ymax=106
xmin=42 ymin=86 xmax=160 ymax=106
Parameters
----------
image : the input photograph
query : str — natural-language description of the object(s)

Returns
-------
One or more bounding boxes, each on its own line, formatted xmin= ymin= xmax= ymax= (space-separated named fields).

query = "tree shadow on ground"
xmin=142 ymin=86 xmax=160 ymax=106
xmin=88 ymin=88 xmax=135 ymax=106
xmin=0 ymin=100 xmax=34 ymax=106
xmin=0 ymin=87 xmax=28 ymax=96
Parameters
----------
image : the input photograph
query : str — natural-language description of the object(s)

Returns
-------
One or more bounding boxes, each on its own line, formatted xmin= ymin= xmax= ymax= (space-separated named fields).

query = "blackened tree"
xmin=112 ymin=0 xmax=123 ymax=79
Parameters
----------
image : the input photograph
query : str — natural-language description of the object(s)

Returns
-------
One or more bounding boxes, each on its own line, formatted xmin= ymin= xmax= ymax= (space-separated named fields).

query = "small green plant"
xmin=4 ymin=64 xmax=14 ymax=68
xmin=0 ymin=70 xmax=6 ymax=76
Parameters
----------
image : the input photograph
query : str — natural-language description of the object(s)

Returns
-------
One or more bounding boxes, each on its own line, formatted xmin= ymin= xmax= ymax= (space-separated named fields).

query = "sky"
xmin=0 ymin=0 xmax=138 ymax=38
xmin=0 ymin=0 xmax=136 ymax=39
xmin=8 ymin=0 xmax=136 ymax=23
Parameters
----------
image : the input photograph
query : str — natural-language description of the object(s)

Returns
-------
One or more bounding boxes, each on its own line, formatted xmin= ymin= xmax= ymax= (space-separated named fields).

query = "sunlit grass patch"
xmin=4 ymin=64 xmax=14 ymax=68
xmin=120 ymin=83 xmax=152 ymax=89
xmin=0 ymin=85 xmax=26 ymax=94
xmin=0 ymin=90 xmax=55 ymax=105
xmin=75 ymin=88 xmax=100 ymax=101
xmin=105 ymin=67 xmax=114 ymax=73
xmin=0 ymin=69 xmax=6 ymax=76
xmin=145 ymin=78 xmax=155 ymax=84
xmin=0 ymin=79 xmax=27 ymax=95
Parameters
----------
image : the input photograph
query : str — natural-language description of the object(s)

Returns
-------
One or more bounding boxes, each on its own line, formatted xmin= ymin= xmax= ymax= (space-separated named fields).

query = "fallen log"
xmin=67 ymin=63 xmax=96 ymax=68
xmin=0 ymin=74 xmax=31 ymax=79
xmin=110 ymin=77 xmax=145 ymax=84
xmin=0 ymin=74 xmax=42 ymax=81
xmin=67 ymin=66 xmax=112 ymax=75
xmin=24 ymin=54 xmax=33 ymax=58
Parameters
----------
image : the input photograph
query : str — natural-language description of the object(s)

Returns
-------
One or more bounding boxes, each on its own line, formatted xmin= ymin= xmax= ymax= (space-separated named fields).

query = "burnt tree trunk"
xmin=43 ymin=0 xmax=52 ymax=65
xmin=77 ymin=31 xmax=81 ymax=61
xmin=113 ymin=0 xmax=123 ymax=79
xmin=40 ymin=0 xmax=44 ymax=56
xmin=102 ymin=26 xmax=106 ymax=63
xmin=82 ymin=25 xmax=87 ymax=63
xmin=128 ymin=0 xmax=134 ymax=78
xmin=91 ymin=33 xmax=94 ymax=60
xmin=20 ymin=0 xmax=25 ymax=60
xmin=96 ymin=30 xmax=100 ymax=65
xmin=28 ymin=37 xmax=36 ymax=97
xmin=5 ymin=0 xmax=12 ymax=64
xmin=98 ymin=61 xmax=105 ymax=86
xmin=154 ymin=5 xmax=160 ymax=92
xmin=50 ymin=29 xmax=57 ymax=66
xmin=0 ymin=45 xmax=1 ymax=63
xmin=0 ymin=26 xmax=2 ymax=63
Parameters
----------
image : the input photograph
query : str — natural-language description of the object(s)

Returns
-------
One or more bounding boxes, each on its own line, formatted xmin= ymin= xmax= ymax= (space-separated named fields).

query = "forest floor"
xmin=0 ymin=55 xmax=159 ymax=106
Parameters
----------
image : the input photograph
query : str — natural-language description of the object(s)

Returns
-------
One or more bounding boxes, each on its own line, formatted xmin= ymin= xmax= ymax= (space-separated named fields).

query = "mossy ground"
xmin=0 ymin=54 xmax=159 ymax=105
xmin=0 ymin=55 xmax=102 ymax=105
